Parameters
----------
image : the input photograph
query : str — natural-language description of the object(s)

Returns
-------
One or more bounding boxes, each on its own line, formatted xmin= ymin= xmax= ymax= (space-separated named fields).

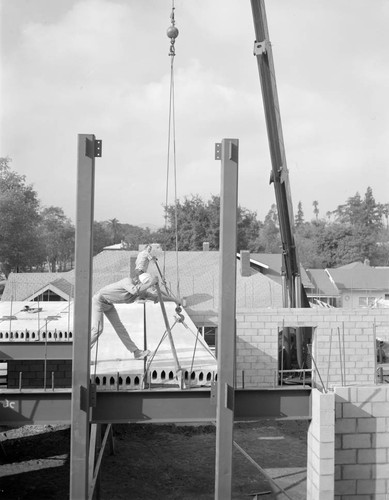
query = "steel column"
xmin=215 ymin=138 xmax=239 ymax=500
xmin=70 ymin=134 xmax=97 ymax=499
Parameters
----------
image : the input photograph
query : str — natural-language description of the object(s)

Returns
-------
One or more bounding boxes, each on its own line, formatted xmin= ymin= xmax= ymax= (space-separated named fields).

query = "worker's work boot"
xmin=134 ymin=349 xmax=150 ymax=360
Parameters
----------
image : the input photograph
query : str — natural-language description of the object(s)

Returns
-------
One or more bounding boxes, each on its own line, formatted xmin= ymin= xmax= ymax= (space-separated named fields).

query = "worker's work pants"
xmin=91 ymin=294 xmax=138 ymax=352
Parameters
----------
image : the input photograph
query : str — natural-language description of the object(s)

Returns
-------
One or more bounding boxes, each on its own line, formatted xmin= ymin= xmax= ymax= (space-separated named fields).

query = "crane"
xmin=250 ymin=0 xmax=310 ymax=368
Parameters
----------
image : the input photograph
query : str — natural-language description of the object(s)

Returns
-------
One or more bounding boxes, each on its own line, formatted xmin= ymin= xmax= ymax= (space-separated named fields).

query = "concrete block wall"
xmin=334 ymin=386 xmax=389 ymax=500
xmin=7 ymin=360 xmax=72 ymax=389
xmin=235 ymin=311 xmax=279 ymax=387
xmin=307 ymin=389 xmax=335 ymax=500
xmin=233 ymin=308 xmax=389 ymax=389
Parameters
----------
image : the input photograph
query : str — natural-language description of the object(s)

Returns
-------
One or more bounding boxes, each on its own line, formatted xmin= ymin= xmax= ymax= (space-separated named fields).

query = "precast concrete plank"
xmin=91 ymin=301 xmax=217 ymax=388
xmin=0 ymin=300 xmax=217 ymax=389
xmin=0 ymin=301 xmax=73 ymax=340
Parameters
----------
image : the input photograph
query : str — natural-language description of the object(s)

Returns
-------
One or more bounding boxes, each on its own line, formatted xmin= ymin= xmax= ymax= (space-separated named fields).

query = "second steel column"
xmin=215 ymin=138 xmax=239 ymax=500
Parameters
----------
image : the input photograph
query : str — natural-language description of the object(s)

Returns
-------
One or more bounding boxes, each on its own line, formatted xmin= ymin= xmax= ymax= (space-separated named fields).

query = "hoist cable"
xmin=164 ymin=1 xmax=180 ymax=300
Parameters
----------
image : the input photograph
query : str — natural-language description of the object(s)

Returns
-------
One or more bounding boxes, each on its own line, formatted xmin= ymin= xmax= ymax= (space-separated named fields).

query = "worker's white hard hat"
xmin=139 ymin=273 xmax=152 ymax=284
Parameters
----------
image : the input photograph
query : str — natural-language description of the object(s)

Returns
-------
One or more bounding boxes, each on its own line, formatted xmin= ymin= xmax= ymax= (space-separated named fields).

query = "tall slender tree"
xmin=312 ymin=200 xmax=319 ymax=221
xmin=295 ymin=201 xmax=304 ymax=227
xmin=0 ymin=157 xmax=44 ymax=275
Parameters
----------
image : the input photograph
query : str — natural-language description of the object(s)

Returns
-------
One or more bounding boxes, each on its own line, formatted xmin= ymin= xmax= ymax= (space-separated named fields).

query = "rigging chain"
xmin=164 ymin=0 xmax=180 ymax=300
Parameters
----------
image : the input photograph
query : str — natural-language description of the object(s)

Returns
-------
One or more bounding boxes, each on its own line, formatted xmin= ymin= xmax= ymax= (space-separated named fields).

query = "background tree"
xmin=0 ymin=157 xmax=44 ymax=276
xmin=331 ymin=187 xmax=384 ymax=265
xmin=316 ymin=224 xmax=359 ymax=267
xmin=312 ymin=200 xmax=319 ymax=221
xmin=93 ymin=222 xmax=112 ymax=255
xmin=295 ymin=220 xmax=325 ymax=268
xmin=108 ymin=218 xmax=122 ymax=244
xmin=39 ymin=206 xmax=75 ymax=271
xmin=237 ymin=205 xmax=262 ymax=251
xmin=157 ymin=194 xmax=261 ymax=251
xmin=295 ymin=201 xmax=304 ymax=228
xmin=254 ymin=204 xmax=281 ymax=253
xmin=381 ymin=203 xmax=389 ymax=230
xmin=120 ymin=223 xmax=152 ymax=250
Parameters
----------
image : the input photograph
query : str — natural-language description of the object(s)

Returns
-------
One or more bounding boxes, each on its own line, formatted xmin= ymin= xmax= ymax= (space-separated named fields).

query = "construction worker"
xmin=134 ymin=244 xmax=156 ymax=278
xmin=91 ymin=273 xmax=176 ymax=359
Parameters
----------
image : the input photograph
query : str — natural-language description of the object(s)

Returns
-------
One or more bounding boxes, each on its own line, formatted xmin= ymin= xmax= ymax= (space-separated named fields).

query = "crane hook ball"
xmin=167 ymin=25 xmax=179 ymax=40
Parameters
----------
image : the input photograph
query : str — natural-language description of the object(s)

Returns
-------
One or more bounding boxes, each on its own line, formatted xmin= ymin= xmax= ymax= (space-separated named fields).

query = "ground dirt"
xmin=0 ymin=419 xmax=309 ymax=499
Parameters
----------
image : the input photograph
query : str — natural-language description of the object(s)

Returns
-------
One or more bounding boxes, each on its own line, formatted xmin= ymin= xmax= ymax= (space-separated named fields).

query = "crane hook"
xmin=167 ymin=5 xmax=179 ymax=56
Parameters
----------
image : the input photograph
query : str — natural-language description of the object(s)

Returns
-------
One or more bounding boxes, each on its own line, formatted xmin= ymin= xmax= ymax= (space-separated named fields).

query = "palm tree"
xmin=313 ymin=200 xmax=319 ymax=221
xmin=108 ymin=218 xmax=120 ymax=244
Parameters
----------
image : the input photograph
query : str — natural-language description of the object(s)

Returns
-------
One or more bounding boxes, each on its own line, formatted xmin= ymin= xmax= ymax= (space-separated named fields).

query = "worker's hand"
xmin=150 ymin=276 xmax=159 ymax=286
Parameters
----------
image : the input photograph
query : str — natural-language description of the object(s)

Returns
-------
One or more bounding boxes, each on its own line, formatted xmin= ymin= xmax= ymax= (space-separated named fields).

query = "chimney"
xmin=203 ymin=242 xmax=210 ymax=251
xmin=240 ymin=250 xmax=251 ymax=277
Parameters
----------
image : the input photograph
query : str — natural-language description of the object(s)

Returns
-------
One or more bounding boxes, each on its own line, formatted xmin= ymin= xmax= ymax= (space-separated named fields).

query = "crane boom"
xmin=250 ymin=0 xmax=309 ymax=310
xmin=250 ymin=0 xmax=310 ymax=369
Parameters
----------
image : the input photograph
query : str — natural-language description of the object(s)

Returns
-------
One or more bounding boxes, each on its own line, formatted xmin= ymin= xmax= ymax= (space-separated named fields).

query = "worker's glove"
xmin=150 ymin=276 xmax=159 ymax=286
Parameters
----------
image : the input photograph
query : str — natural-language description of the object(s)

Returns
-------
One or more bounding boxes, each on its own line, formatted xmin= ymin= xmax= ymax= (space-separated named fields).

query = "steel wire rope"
xmin=163 ymin=1 xmax=180 ymax=301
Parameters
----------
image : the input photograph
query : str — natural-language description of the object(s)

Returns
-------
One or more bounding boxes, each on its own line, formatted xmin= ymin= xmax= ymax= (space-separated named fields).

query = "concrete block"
xmin=342 ymin=433 xmax=371 ymax=449
xmin=357 ymin=479 xmax=387 ymax=498
xmin=240 ymin=328 xmax=258 ymax=337
xmin=372 ymin=463 xmax=389 ymax=479
xmin=263 ymin=322 xmax=278 ymax=329
xmin=335 ymin=418 xmax=356 ymax=434
xmin=335 ymin=315 xmax=352 ymax=321
xmin=318 ymin=458 xmax=334 ymax=476
xmin=357 ymin=417 xmax=387 ymax=433
xmin=358 ymin=448 xmax=387 ymax=464
xmin=334 ymin=479 xmax=356 ymax=495
xmin=311 ymin=439 xmax=334 ymax=460
xmin=335 ymin=449 xmax=356 ymax=465
xmin=316 ymin=489 xmax=334 ymax=500
xmin=319 ymin=392 xmax=335 ymax=412
xmin=249 ymin=322 xmax=266 ymax=329
xmin=319 ymin=410 xmax=335 ymax=426
xmin=357 ymin=385 xmax=387 ymax=402
xmin=342 ymin=464 xmax=372 ymax=479
xmin=335 ymin=387 xmax=351 ymax=400
xmin=244 ymin=315 xmax=259 ymax=322
xmin=318 ymin=473 xmax=335 ymax=491
xmin=307 ymin=483 xmax=319 ymax=500
xmin=239 ymin=334 xmax=255 ymax=342
xmin=335 ymin=403 xmax=342 ymax=419
xmin=342 ymin=403 xmax=372 ymax=418
xmin=370 ymin=402 xmax=389 ymax=418
xmin=374 ymin=429 xmax=389 ymax=449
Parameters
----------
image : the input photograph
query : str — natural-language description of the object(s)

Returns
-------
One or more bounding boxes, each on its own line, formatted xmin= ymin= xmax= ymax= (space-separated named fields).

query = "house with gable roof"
xmin=305 ymin=269 xmax=341 ymax=307
xmin=324 ymin=261 xmax=389 ymax=309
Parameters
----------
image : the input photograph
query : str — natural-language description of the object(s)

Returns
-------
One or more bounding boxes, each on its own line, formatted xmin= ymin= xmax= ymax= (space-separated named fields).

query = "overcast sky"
xmin=1 ymin=0 xmax=388 ymax=228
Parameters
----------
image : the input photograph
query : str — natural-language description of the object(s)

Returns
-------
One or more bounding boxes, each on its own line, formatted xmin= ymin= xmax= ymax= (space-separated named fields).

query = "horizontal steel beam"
xmin=0 ymin=387 xmax=311 ymax=426
xmin=0 ymin=342 xmax=72 ymax=360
